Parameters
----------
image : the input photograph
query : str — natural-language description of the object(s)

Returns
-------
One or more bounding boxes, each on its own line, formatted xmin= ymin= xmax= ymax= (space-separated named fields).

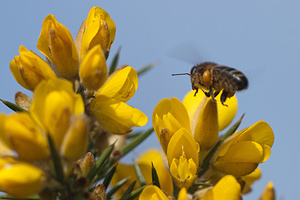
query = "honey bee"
xmin=172 ymin=62 xmax=248 ymax=106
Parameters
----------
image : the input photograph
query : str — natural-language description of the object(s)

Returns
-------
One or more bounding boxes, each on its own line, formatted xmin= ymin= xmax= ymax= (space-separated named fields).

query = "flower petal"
xmin=202 ymin=175 xmax=241 ymax=200
xmin=153 ymin=97 xmax=190 ymax=134
xmin=30 ymin=78 xmax=84 ymax=132
xmin=37 ymin=14 xmax=79 ymax=79
xmin=139 ymin=185 xmax=169 ymax=200
xmin=2 ymin=113 xmax=49 ymax=161
xmin=60 ymin=114 xmax=90 ymax=161
xmin=238 ymin=121 xmax=274 ymax=147
xmin=0 ymin=157 xmax=47 ymax=198
xmin=193 ymin=98 xmax=219 ymax=149
xmin=259 ymin=181 xmax=275 ymax=200
xmin=10 ymin=46 xmax=57 ymax=91
xmin=78 ymin=6 xmax=116 ymax=59
xmin=216 ymin=141 xmax=264 ymax=163
xmin=137 ymin=150 xmax=173 ymax=196
xmin=79 ymin=45 xmax=108 ymax=90
xmin=167 ymin=128 xmax=199 ymax=167
xmin=152 ymin=97 xmax=191 ymax=152
xmin=91 ymin=100 xmax=147 ymax=134
xmin=95 ymin=66 xmax=138 ymax=102
xmin=183 ymin=90 xmax=237 ymax=131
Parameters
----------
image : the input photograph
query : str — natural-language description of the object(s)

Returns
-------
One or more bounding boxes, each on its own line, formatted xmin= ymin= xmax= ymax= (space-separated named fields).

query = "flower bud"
xmin=193 ymin=98 xmax=219 ymax=150
xmin=30 ymin=78 xmax=85 ymax=149
xmin=1 ymin=113 xmax=49 ymax=161
xmin=0 ymin=157 xmax=47 ymax=198
xmin=15 ymin=91 xmax=32 ymax=111
xmin=79 ymin=152 xmax=95 ymax=177
xmin=60 ymin=114 xmax=90 ymax=161
xmin=37 ymin=14 xmax=79 ymax=79
xmin=259 ymin=182 xmax=275 ymax=200
xmin=10 ymin=45 xmax=57 ymax=91
xmin=202 ymin=175 xmax=241 ymax=200
xmin=79 ymin=45 xmax=108 ymax=91
xmin=76 ymin=6 xmax=116 ymax=60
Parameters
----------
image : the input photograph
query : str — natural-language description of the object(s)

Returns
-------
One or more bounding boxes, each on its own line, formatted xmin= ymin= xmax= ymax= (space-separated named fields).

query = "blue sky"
xmin=1 ymin=1 xmax=300 ymax=199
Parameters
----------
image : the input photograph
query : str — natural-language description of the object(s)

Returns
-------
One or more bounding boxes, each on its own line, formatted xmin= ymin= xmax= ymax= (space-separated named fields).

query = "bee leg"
xmin=220 ymin=91 xmax=228 ymax=107
xmin=214 ymin=91 xmax=220 ymax=97
xmin=202 ymin=89 xmax=210 ymax=97
xmin=194 ymin=88 xmax=198 ymax=97
xmin=209 ymin=87 xmax=216 ymax=100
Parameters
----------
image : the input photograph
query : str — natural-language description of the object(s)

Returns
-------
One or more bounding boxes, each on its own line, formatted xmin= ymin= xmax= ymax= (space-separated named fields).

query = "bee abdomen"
xmin=213 ymin=66 xmax=248 ymax=91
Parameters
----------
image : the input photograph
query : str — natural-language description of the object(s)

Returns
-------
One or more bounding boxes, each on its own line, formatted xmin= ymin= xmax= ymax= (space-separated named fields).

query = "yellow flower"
xmin=79 ymin=45 xmax=108 ymax=91
xmin=259 ymin=181 xmax=275 ymax=200
xmin=241 ymin=168 xmax=261 ymax=194
xmin=90 ymin=66 xmax=147 ymax=134
xmin=76 ymin=6 xmax=116 ymax=60
xmin=0 ymin=113 xmax=49 ymax=161
xmin=183 ymin=90 xmax=237 ymax=149
xmin=0 ymin=157 xmax=47 ymax=198
xmin=201 ymin=175 xmax=242 ymax=200
xmin=152 ymin=97 xmax=190 ymax=153
xmin=167 ymin=128 xmax=199 ymax=188
xmin=30 ymin=77 xmax=85 ymax=149
xmin=60 ymin=114 xmax=90 ymax=162
xmin=139 ymin=185 xmax=169 ymax=200
xmin=212 ymin=121 xmax=274 ymax=176
xmin=139 ymin=185 xmax=188 ymax=200
xmin=152 ymin=91 xmax=237 ymax=152
xmin=37 ymin=14 xmax=79 ymax=79
xmin=183 ymin=90 xmax=237 ymax=132
xmin=10 ymin=45 xmax=57 ymax=91
xmin=112 ymin=150 xmax=173 ymax=199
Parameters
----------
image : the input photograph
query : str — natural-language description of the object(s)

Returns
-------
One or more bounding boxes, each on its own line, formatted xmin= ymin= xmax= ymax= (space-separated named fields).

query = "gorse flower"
xmin=211 ymin=121 xmax=274 ymax=176
xmin=10 ymin=45 xmax=57 ymax=91
xmin=76 ymin=6 xmax=116 ymax=60
xmin=37 ymin=14 xmax=79 ymax=80
xmin=0 ymin=78 xmax=89 ymax=197
xmin=9 ymin=6 xmax=146 ymax=136
xmin=149 ymin=90 xmax=274 ymax=199
xmin=90 ymin=66 xmax=148 ymax=134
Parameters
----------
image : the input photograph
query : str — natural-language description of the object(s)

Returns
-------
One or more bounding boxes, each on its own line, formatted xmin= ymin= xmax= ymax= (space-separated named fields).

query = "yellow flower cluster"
xmin=10 ymin=7 xmax=147 ymax=135
xmin=112 ymin=90 xmax=275 ymax=199
xmin=0 ymin=78 xmax=88 ymax=197
xmin=1 ymin=6 xmax=148 ymax=199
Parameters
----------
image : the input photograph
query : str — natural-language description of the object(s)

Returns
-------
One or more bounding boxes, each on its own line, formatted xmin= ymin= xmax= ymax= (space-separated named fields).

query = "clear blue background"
xmin=1 ymin=1 xmax=299 ymax=199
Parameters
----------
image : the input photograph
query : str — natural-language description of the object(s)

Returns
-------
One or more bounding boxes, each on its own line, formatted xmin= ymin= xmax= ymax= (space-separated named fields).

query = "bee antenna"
xmin=172 ymin=73 xmax=190 ymax=76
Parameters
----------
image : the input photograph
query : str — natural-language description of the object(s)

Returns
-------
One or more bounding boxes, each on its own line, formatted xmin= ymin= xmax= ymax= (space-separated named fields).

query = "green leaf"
xmin=0 ymin=99 xmax=27 ymax=112
xmin=119 ymin=185 xmax=146 ymax=200
xmin=106 ymin=178 xmax=129 ymax=199
xmin=136 ymin=62 xmax=157 ymax=77
xmin=122 ymin=127 xmax=153 ymax=156
xmin=94 ymin=127 xmax=154 ymax=182
xmin=151 ymin=162 xmax=160 ymax=188
xmin=109 ymin=47 xmax=121 ymax=75
xmin=103 ymin=165 xmax=117 ymax=189
xmin=119 ymin=181 xmax=136 ymax=200
xmin=47 ymin=134 xmax=65 ymax=184
xmin=134 ymin=162 xmax=146 ymax=186
xmin=0 ymin=195 xmax=39 ymax=200
xmin=86 ymin=143 xmax=115 ymax=182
